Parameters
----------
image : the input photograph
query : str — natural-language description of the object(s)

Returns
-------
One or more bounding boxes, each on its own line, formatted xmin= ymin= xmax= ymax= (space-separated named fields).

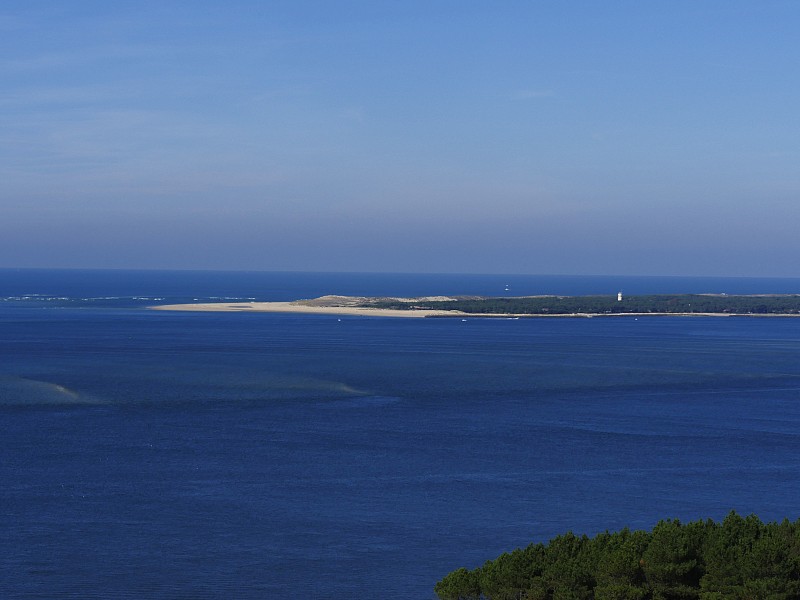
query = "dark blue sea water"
xmin=3 ymin=270 xmax=800 ymax=599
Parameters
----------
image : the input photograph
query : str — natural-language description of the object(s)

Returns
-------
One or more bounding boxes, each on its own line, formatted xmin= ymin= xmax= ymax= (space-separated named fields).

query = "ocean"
xmin=2 ymin=269 xmax=800 ymax=599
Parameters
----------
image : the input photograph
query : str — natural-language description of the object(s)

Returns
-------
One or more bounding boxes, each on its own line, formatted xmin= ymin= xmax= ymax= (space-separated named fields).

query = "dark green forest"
xmin=368 ymin=295 xmax=800 ymax=315
xmin=435 ymin=513 xmax=800 ymax=600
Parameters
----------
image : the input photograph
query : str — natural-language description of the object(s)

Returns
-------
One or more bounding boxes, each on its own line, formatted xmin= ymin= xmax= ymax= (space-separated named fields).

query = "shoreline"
xmin=149 ymin=300 xmax=800 ymax=319
xmin=150 ymin=301 xmax=461 ymax=318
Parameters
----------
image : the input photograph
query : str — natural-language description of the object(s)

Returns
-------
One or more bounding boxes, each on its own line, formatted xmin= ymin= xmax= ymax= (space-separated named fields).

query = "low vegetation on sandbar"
xmin=368 ymin=294 xmax=800 ymax=315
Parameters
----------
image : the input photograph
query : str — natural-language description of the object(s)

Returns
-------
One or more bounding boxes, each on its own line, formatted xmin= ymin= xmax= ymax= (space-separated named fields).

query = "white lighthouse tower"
xmin=617 ymin=291 xmax=623 ymax=302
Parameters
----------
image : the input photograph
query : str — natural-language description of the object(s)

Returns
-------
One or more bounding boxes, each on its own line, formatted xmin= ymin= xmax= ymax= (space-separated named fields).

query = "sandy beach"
xmin=150 ymin=298 xmax=466 ymax=318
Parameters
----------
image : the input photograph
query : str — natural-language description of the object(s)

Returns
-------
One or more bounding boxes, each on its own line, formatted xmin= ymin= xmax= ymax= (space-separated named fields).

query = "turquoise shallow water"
xmin=2 ymin=270 xmax=800 ymax=598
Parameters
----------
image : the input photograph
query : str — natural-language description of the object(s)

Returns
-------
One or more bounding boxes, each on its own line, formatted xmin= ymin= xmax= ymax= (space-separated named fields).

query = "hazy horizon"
xmin=7 ymin=266 xmax=800 ymax=287
xmin=2 ymin=1 xmax=798 ymax=277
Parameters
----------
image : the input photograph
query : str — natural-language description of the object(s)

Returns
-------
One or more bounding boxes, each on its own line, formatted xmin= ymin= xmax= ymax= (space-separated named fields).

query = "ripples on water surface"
xmin=2 ymin=270 xmax=800 ymax=598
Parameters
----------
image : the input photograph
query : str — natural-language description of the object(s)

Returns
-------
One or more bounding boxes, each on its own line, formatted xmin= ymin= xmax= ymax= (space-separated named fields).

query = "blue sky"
xmin=1 ymin=1 xmax=798 ymax=275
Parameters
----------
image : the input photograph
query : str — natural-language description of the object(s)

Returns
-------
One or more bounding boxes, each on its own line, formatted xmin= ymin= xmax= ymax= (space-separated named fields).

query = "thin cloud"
xmin=0 ymin=43 xmax=183 ymax=74
xmin=0 ymin=84 xmax=130 ymax=108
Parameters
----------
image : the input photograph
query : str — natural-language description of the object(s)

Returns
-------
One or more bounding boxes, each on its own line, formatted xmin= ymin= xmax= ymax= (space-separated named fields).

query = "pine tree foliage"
xmin=435 ymin=513 xmax=800 ymax=600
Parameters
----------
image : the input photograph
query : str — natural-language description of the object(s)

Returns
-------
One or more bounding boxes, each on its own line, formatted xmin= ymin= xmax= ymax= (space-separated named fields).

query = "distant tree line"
xmin=434 ymin=512 xmax=800 ymax=600
xmin=367 ymin=295 xmax=800 ymax=315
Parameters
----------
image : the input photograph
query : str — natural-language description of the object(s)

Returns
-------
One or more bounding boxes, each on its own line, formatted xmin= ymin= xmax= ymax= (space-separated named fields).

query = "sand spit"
xmin=150 ymin=297 xmax=465 ymax=318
